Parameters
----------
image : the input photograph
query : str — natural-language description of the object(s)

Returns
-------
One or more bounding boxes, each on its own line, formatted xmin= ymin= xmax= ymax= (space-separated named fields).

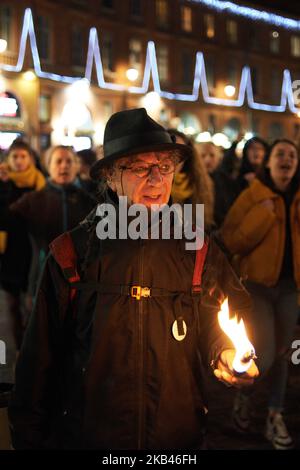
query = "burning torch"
xmin=218 ymin=298 xmax=256 ymax=374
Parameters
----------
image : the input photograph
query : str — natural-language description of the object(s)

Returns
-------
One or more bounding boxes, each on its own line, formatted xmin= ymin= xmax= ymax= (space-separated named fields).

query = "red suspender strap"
xmin=49 ymin=232 xmax=80 ymax=301
xmin=192 ymin=240 xmax=209 ymax=294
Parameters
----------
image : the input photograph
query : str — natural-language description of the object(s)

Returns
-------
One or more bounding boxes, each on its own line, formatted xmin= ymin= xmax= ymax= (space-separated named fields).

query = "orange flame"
xmin=218 ymin=298 xmax=255 ymax=373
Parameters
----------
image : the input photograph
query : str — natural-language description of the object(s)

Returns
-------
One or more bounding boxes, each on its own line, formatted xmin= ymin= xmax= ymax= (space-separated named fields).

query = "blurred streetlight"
xmin=212 ymin=132 xmax=231 ymax=149
xmin=126 ymin=68 xmax=139 ymax=82
xmin=140 ymin=91 xmax=162 ymax=119
xmin=67 ymin=78 xmax=91 ymax=103
xmin=224 ymin=85 xmax=236 ymax=97
xmin=122 ymin=68 xmax=139 ymax=110
xmin=0 ymin=39 xmax=7 ymax=54
xmin=195 ymin=131 xmax=212 ymax=143
xmin=23 ymin=70 xmax=36 ymax=81
xmin=244 ymin=131 xmax=254 ymax=140
xmin=0 ymin=77 xmax=5 ymax=93
xmin=0 ymin=39 xmax=8 ymax=92
xmin=184 ymin=126 xmax=196 ymax=135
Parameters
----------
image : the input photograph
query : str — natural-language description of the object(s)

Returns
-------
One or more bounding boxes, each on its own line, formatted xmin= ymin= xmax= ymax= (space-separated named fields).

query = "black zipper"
xmin=137 ymin=240 xmax=145 ymax=449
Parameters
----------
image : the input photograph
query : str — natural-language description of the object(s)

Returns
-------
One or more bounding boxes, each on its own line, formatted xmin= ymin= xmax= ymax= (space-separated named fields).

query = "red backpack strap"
xmin=49 ymin=232 xmax=80 ymax=301
xmin=192 ymin=239 xmax=209 ymax=294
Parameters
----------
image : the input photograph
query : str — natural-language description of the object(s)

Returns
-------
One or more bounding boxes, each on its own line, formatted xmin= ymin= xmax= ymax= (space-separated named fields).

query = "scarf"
xmin=171 ymin=171 xmax=193 ymax=203
xmin=8 ymin=164 xmax=46 ymax=191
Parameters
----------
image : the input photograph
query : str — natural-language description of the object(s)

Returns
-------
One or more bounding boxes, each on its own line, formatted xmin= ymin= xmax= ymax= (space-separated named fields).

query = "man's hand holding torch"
xmin=213 ymin=298 xmax=259 ymax=388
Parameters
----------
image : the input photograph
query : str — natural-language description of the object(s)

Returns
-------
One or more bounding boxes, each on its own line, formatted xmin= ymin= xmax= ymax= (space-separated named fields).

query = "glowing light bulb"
xmin=224 ymin=85 xmax=236 ymax=97
xmin=126 ymin=68 xmax=139 ymax=82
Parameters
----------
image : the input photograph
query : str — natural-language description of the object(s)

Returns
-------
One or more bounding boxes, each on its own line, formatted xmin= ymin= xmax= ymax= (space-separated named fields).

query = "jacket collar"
xmin=250 ymin=178 xmax=300 ymax=203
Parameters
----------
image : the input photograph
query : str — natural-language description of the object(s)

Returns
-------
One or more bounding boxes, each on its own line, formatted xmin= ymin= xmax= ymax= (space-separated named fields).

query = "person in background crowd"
xmin=76 ymin=148 xmax=99 ymax=196
xmin=219 ymin=140 xmax=241 ymax=182
xmin=0 ymin=139 xmax=46 ymax=349
xmin=221 ymin=139 xmax=300 ymax=450
xmin=196 ymin=142 xmax=238 ymax=228
xmin=236 ymin=137 xmax=269 ymax=195
xmin=168 ymin=130 xmax=214 ymax=231
xmin=196 ymin=142 xmax=222 ymax=175
xmin=6 ymin=145 xmax=96 ymax=314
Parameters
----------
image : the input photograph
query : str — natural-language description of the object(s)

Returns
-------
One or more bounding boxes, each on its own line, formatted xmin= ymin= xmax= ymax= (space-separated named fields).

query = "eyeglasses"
xmin=118 ymin=158 xmax=176 ymax=178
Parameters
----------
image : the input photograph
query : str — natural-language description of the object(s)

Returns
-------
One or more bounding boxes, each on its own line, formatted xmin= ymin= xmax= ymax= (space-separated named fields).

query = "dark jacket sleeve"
xmin=0 ymin=191 xmax=31 ymax=231
xmin=9 ymin=191 xmax=33 ymax=221
xmin=198 ymin=237 xmax=253 ymax=367
xmin=8 ymin=254 xmax=70 ymax=449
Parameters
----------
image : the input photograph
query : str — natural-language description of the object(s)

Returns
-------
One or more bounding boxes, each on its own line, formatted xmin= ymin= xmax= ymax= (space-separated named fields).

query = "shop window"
xmin=293 ymin=123 xmax=300 ymax=141
xmin=251 ymin=67 xmax=259 ymax=96
xmin=102 ymin=0 xmax=114 ymax=9
xmin=250 ymin=117 xmax=260 ymax=135
xmin=182 ymin=51 xmax=193 ymax=86
xmin=36 ymin=15 xmax=51 ymax=61
xmin=178 ymin=112 xmax=201 ymax=135
xmin=205 ymin=57 xmax=215 ymax=93
xmin=157 ymin=44 xmax=168 ymax=82
xmin=204 ymin=14 xmax=215 ymax=39
xmin=208 ymin=114 xmax=216 ymax=135
xmin=102 ymin=32 xmax=114 ymax=72
xmin=103 ymin=101 xmax=113 ymax=121
xmin=40 ymin=134 xmax=51 ymax=151
xmin=270 ymin=31 xmax=280 ymax=54
xmin=156 ymin=0 xmax=168 ymax=28
xmin=223 ymin=117 xmax=241 ymax=141
xmin=129 ymin=38 xmax=142 ymax=75
xmin=129 ymin=0 xmax=142 ymax=17
xmin=227 ymin=20 xmax=237 ymax=44
xmin=271 ymin=69 xmax=281 ymax=102
xmin=227 ymin=62 xmax=238 ymax=87
xmin=0 ymin=5 xmax=11 ymax=49
xmin=72 ymin=26 xmax=85 ymax=66
xmin=269 ymin=122 xmax=283 ymax=141
xmin=181 ymin=6 xmax=192 ymax=33
xmin=39 ymin=95 xmax=51 ymax=123
xmin=248 ymin=25 xmax=259 ymax=50
xmin=291 ymin=36 xmax=300 ymax=57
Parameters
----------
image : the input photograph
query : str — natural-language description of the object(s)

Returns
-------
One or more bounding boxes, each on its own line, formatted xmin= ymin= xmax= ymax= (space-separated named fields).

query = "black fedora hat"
xmin=90 ymin=108 xmax=192 ymax=179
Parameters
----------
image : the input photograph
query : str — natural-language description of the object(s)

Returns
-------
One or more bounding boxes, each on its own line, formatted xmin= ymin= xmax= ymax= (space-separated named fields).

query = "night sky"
xmin=239 ymin=1 xmax=300 ymax=16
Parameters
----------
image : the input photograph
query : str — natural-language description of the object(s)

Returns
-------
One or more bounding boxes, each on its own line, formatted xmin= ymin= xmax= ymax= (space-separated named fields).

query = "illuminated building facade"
xmin=1 ymin=0 xmax=300 ymax=151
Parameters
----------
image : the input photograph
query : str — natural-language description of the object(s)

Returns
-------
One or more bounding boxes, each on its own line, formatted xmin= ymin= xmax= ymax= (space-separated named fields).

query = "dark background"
xmin=240 ymin=1 xmax=300 ymax=16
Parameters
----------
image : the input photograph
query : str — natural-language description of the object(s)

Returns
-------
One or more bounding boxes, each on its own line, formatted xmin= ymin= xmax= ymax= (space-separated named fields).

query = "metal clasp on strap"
xmin=131 ymin=286 xmax=151 ymax=300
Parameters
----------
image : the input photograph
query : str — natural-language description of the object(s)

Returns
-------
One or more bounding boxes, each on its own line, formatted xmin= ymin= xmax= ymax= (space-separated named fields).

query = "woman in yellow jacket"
xmin=221 ymin=139 xmax=300 ymax=450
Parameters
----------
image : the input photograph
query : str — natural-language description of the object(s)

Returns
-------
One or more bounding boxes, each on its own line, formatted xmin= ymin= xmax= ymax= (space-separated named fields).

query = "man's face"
xmin=49 ymin=148 xmax=79 ymax=185
xmin=107 ymin=151 xmax=176 ymax=208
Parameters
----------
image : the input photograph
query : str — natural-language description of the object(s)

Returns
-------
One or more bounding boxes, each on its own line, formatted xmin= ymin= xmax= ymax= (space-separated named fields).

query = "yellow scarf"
xmin=171 ymin=171 xmax=193 ymax=203
xmin=0 ymin=231 xmax=7 ymax=254
xmin=8 ymin=164 xmax=46 ymax=190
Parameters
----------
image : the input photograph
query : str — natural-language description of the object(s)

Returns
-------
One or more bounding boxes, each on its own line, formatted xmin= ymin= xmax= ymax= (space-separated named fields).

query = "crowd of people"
xmin=0 ymin=108 xmax=299 ymax=450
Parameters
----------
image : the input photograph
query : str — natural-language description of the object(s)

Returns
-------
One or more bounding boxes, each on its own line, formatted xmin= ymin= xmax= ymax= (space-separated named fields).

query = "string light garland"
xmin=0 ymin=8 xmax=299 ymax=113
xmin=189 ymin=0 xmax=300 ymax=31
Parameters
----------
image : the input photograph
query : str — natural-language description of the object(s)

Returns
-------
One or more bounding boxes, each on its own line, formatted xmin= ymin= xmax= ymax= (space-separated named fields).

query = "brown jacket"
xmin=9 ymin=195 xmax=252 ymax=450
xmin=221 ymin=178 xmax=300 ymax=288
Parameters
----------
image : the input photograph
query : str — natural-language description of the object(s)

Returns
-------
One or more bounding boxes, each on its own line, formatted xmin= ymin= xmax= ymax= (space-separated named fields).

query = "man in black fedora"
xmin=9 ymin=108 xmax=258 ymax=450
